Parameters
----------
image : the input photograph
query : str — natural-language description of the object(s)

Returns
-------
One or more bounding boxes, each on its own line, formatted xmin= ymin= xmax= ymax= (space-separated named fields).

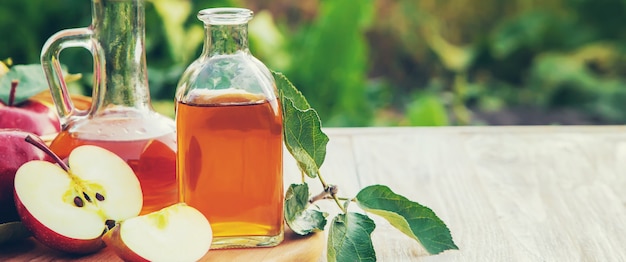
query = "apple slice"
xmin=14 ymin=141 xmax=142 ymax=254
xmin=104 ymin=203 xmax=213 ymax=262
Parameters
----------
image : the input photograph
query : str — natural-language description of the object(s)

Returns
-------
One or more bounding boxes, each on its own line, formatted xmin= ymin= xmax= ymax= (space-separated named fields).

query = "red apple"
xmin=14 ymin=139 xmax=143 ymax=254
xmin=0 ymin=130 xmax=51 ymax=223
xmin=0 ymin=80 xmax=60 ymax=136
xmin=103 ymin=203 xmax=213 ymax=262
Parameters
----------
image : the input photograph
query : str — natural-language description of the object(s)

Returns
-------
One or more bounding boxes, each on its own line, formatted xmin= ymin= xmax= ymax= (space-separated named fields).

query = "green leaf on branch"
xmin=273 ymin=71 xmax=329 ymax=178
xmin=0 ymin=64 xmax=48 ymax=105
xmin=328 ymin=212 xmax=376 ymax=262
xmin=0 ymin=222 xmax=31 ymax=245
xmin=355 ymin=185 xmax=458 ymax=255
xmin=274 ymin=71 xmax=457 ymax=260
xmin=284 ymin=184 xmax=327 ymax=235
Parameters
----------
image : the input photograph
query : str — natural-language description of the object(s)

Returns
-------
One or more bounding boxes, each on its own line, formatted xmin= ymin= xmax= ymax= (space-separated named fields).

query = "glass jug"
xmin=40 ymin=0 xmax=177 ymax=215
xmin=175 ymin=8 xmax=284 ymax=248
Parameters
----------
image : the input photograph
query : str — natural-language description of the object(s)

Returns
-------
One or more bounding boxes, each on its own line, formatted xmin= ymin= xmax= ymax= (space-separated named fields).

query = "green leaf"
xmin=328 ymin=212 xmax=376 ymax=262
xmin=355 ymin=185 xmax=458 ymax=255
xmin=0 ymin=64 xmax=48 ymax=105
xmin=0 ymin=222 xmax=31 ymax=245
xmin=282 ymin=102 xmax=329 ymax=178
xmin=291 ymin=209 xmax=327 ymax=236
xmin=273 ymin=71 xmax=311 ymax=110
xmin=274 ymin=71 xmax=329 ymax=178
xmin=284 ymin=184 xmax=327 ymax=235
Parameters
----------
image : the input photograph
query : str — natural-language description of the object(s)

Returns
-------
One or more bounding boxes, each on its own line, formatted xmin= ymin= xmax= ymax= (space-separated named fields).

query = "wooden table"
xmin=3 ymin=126 xmax=626 ymax=261
xmin=299 ymin=127 xmax=626 ymax=261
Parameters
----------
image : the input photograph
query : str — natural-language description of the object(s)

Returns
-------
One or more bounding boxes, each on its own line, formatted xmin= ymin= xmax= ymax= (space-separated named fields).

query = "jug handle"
xmin=40 ymin=28 xmax=104 ymax=124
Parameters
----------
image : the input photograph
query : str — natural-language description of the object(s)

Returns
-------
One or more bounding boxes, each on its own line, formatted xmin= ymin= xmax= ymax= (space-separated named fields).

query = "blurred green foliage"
xmin=3 ymin=0 xmax=626 ymax=126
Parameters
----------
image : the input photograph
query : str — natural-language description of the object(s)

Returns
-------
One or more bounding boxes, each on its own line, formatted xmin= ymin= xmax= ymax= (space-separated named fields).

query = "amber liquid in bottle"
xmin=49 ymin=111 xmax=178 ymax=215
xmin=177 ymin=90 xmax=283 ymax=247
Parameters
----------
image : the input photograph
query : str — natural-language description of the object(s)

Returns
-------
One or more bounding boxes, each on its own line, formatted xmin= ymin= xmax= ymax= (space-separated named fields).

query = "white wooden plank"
xmin=330 ymin=127 xmax=626 ymax=261
xmin=350 ymin=131 xmax=514 ymax=261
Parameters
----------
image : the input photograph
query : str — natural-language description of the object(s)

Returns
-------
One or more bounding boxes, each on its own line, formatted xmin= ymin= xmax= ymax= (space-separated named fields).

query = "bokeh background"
xmin=2 ymin=0 xmax=626 ymax=127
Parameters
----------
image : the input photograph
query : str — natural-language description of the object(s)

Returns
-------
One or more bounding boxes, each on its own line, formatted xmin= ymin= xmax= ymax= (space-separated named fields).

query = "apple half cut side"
xmin=14 ymin=145 xmax=143 ymax=254
xmin=104 ymin=203 xmax=213 ymax=262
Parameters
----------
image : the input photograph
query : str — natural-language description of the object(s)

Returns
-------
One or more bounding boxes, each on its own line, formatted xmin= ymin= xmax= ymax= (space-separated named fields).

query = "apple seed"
xmin=105 ymin=219 xmax=115 ymax=230
xmin=95 ymin=193 xmax=105 ymax=201
xmin=73 ymin=196 xmax=84 ymax=207
xmin=83 ymin=192 xmax=92 ymax=203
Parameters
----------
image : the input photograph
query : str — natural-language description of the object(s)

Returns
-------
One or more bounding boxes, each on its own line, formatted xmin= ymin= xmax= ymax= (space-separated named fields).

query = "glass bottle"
xmin=175 ymin=8 xmax=284 ymax=248
xmin=40 ymin=0 xmax=177 ymax=215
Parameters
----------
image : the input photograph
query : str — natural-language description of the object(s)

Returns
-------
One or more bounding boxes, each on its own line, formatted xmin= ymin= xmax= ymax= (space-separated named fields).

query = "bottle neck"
xmin=91 ymin=0 xmax=150 ymax=111
xmin=202 ymin=23 xmax=250 ymax=56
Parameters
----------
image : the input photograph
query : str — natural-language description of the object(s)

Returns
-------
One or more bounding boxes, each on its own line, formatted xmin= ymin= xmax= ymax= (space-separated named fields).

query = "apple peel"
xmin=0 ymin=79 xmax=60 ymax=136
xmin=0 ymin=130 xmax=51 ymax=224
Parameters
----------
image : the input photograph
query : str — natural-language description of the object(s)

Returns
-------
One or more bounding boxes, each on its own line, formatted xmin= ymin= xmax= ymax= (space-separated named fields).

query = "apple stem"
xmin=9 ymin=80 xmax=18 ymax=106
xmin=24 ymin=135 xmax=70 ymax=172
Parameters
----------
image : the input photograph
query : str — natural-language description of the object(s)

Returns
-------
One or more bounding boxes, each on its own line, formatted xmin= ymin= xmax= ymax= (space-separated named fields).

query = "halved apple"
xmin=14 ymin=144 xmax=143 ymax=254
xmin=104 ymin=203 xmax=213 ymax=262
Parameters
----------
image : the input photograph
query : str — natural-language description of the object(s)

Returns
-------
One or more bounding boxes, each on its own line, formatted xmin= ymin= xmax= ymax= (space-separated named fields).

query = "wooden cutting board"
xmin=203 ymin=228 xmax=325 ymax=262
xmin=0 ymin=227 xmax=325 ymax=261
